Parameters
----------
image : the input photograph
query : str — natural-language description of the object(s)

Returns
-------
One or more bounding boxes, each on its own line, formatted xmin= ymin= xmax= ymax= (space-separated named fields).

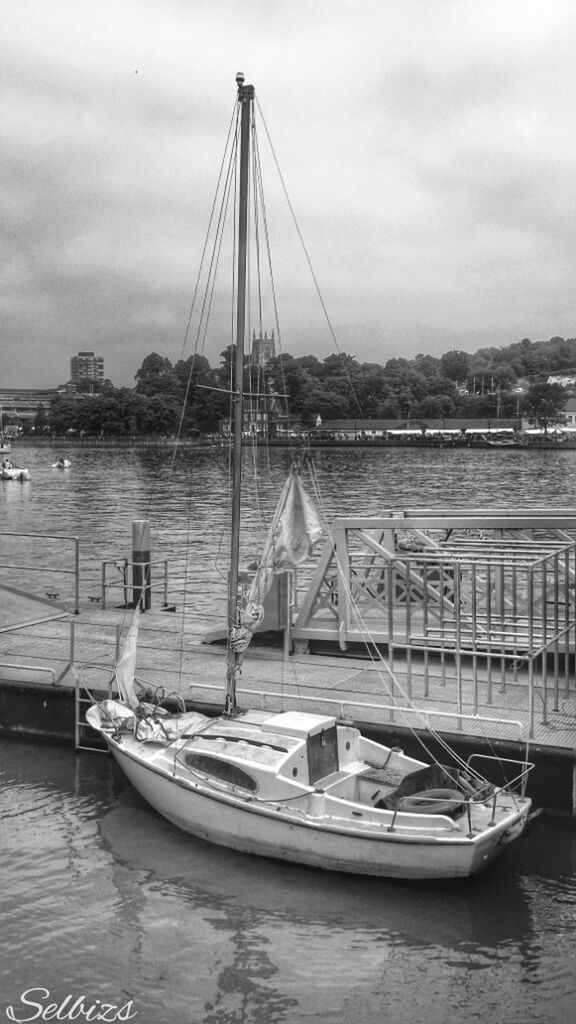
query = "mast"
xmin=225 ymin=72 xmax=254 ymax=715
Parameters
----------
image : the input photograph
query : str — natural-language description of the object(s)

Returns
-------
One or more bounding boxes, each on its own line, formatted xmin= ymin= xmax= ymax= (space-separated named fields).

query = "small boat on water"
xmin=480 ymin=436 xmax=523 ymax=448
xmin=85 ymin=75 xmax=534 ymax=880
xmin=52 ymin=459 xmax=71 ymax=469
xmin=1 ymin=464 xmax=30 ymax=481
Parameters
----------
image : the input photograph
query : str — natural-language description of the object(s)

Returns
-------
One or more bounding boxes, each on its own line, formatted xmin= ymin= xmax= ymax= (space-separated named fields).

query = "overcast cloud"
xmin=3 ymin=0 xmax=576 ymax=387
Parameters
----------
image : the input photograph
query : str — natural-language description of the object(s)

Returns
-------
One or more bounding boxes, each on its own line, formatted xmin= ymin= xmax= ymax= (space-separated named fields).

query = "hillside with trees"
xmin=42 ymin=335 xmax=576 ymax=437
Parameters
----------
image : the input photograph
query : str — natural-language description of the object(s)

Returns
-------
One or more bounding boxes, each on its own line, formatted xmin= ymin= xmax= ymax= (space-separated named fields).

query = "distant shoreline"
xmin=10 ymin=435 xmax=576 ymax=451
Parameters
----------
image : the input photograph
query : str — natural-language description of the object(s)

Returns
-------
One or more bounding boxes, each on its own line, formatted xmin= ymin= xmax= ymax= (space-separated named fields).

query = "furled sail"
xmin=115 ymin=607 xmax=140 ymax=708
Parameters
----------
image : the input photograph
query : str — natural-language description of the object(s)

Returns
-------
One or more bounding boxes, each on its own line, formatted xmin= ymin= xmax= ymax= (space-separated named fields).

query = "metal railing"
xmin=0 ymin=531 xmax=80 ymax=612
xmin=100 ymin=558 xmax=170 ymax=610
xmin=187 ymin=683 xmax=527 ymax=741
xmin=0 ymin=662 xmax=57 ymax=684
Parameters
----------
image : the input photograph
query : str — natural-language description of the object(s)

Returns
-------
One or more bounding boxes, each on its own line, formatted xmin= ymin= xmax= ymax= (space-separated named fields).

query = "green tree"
xmin=414 ymin=353 xmax=442 ymax=381
xmin=523 ymin=381 xmax=566 ymax=432
xmin=174 ymin=354 xmax=224 ymax=433
xmin=354 ymin=364 xmax=388 ymax=418
xmin=299 ymin=385 xmax=351 ymax=422
xmin=135 ymin=353 xmax=180 ymax=396
xmin=414 ymin=395 xmax=457 ymax=419
xmin=34 ymin=405 xmax=49 ymax=433
xmin=440 ymin=350 xmax=470 ymax=382
xmin=49 ymin=396 xmax=82 ymax=434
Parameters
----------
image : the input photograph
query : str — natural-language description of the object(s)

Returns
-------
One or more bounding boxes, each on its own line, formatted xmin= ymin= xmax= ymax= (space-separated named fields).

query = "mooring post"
xmin=132 ymin=519 xmax=151 ymax=610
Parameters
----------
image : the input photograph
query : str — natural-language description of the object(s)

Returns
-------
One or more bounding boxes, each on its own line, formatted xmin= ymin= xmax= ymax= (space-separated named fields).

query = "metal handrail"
xmin=100 ymin=558 xmax=169 ymax=609
xmin=189 ymin=683 xmax=526 ymax=741
xmin=0 ymin=530 xmax=80 ymax=613
xmin=0 ymin=663 xmax=57 ymax=684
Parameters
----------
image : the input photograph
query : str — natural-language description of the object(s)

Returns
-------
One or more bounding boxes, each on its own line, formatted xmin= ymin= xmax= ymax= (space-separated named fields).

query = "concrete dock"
xmin=1 ymin=584 xmax=575 ymax=818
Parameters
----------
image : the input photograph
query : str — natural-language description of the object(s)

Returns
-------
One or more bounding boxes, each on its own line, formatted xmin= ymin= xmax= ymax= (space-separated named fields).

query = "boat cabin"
xmin=263 ymin=711 xmax=340 ymax=785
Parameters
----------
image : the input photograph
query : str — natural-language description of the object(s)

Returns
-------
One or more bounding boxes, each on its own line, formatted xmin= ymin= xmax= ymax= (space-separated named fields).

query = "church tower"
xmin=251 ymin=329 xmax=276 ymax=367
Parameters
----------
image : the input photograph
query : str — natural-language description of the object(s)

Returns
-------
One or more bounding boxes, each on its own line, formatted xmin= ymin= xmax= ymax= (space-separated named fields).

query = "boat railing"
xmin=466 ymin=753 xmax=535 ymax=799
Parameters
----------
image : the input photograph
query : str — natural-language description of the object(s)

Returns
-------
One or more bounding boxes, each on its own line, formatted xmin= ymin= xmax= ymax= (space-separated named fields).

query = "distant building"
xmin=547 ymin=372 xmax=576 ymax=388
xmin=70 ymin=351 xmax=104 ymax=385
xmin=251 ymin=330 xmax=276 ymax=367
xmin=563 ymin=398 xmax=576 ymax=426
xmin=0 ymin=387 xmax=65 ymax=430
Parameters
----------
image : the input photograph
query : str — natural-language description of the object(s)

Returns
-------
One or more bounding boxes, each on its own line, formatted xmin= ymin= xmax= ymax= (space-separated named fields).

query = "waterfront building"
xmin=0 ymin=386 xmax=65 ymax=431
xmin=316 ymin=417 xmax=519 ymax=440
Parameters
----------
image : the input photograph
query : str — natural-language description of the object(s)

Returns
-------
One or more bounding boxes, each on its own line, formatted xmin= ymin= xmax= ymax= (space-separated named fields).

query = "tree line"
xmin=34 ymin=335 xmax=576 ymax=437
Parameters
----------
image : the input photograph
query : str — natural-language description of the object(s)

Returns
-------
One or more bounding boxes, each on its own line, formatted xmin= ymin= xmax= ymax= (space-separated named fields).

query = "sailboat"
xmin=86 ymin=75 xmax=534 ymax=879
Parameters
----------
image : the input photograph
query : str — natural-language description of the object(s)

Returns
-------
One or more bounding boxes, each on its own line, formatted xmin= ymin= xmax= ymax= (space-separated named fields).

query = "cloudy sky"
xmin=3 ymin=0 xmax=576 ymax=388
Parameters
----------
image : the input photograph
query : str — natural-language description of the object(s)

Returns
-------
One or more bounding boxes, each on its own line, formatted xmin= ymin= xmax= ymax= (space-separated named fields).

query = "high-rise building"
xmin=70 ymin=351 xmax=104 ymax=384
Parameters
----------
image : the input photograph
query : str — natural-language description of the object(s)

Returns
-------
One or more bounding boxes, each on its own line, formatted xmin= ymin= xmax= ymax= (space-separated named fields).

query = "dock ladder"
xmin=74 ymin=664 xmax=116 ymax=752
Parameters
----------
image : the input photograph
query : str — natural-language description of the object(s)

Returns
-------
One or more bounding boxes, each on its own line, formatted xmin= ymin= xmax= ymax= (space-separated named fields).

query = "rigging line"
xmin=181 ymin=109 xmax=242 ymax=596
xmin=239 ymin=103 xmax=270 ymax=528
xmin=223 ymin=109 xmax=242 ymax=564
xmin=173 ymin=154 xmax=236 ymax=453
xmin=196 ymin=157 xmax=236 ymax=359
xmin=176 ymin=474 xmax=199 ymax=681
xmin=329 ymin=553 xmax=491 ymax=777
xmin=178 ymin=99 xmax=238 ymax=365
xmin=251 ymin=113 xmax=264 ymax=336
xmin=252 ymin=124 xmax=282 ymax=353
xmin=256 ymin=98 xmax=365 ymax=422
xmin=298 ymin=452 xmax=331 ymax=533
xmin=195 ymin=117 xmax=240 ymax=357
xmin=174 ymin=106 xmax=240 ymax=454
xmin=251 ymin=121 xmax=303 ymax=454
xmin=256 ymin=98 xmax=338 ymax=350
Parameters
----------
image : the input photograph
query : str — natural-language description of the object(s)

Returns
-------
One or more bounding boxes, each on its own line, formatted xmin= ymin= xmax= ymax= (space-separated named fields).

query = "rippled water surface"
xmin=4 ymin=442 xmax=576 ymax=617
xmin=1 ymin=444 xmax=576 ymax=1023
xmin=1 ymin=738 xmax=575 ymax=1024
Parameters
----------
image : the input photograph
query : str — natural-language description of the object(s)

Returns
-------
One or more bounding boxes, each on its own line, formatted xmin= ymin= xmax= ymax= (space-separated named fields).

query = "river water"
xmin=1 ymin=443 xmax=576 ymax=1024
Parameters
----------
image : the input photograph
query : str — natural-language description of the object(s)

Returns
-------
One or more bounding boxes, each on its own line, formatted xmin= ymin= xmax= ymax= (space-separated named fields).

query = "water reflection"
xmin=1 ymin=738 xmax=575 ymax=1024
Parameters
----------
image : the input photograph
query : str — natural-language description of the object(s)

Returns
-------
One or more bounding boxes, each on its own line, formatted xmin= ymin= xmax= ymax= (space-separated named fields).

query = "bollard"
xmin=132 ymin=520 xmax=151 ymax=610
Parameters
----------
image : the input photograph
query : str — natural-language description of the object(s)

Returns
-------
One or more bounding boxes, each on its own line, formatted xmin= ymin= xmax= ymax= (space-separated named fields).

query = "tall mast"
xmin=225 ymin=72 xmax=254 ymax=715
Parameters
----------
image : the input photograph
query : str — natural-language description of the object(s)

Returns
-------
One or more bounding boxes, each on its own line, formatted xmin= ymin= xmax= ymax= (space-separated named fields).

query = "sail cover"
xmin=248 ymin=470 xmax=323 ymax=607
xmin=270 ymin=471 xmax=324 ymax=567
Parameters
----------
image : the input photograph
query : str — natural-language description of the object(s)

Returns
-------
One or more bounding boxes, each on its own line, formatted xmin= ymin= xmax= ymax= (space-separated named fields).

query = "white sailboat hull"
xmin=104 ymin=730 xmax=530 ymax=881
